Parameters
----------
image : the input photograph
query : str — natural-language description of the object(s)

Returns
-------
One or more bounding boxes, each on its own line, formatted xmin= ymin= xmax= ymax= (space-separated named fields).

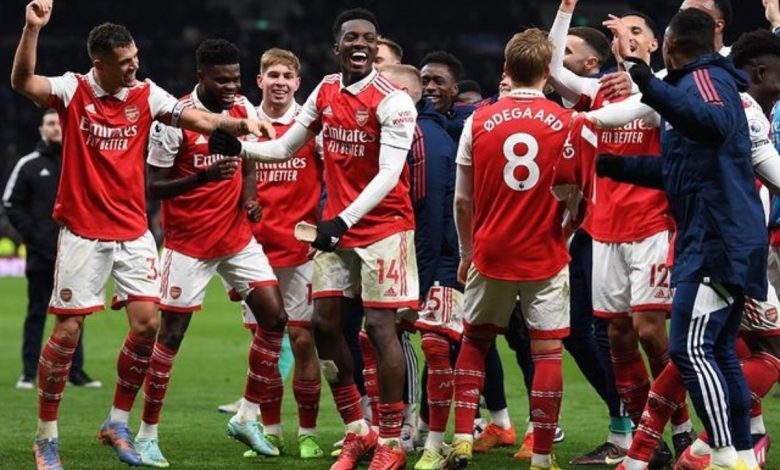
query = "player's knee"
xmin=53 ymin=316 xmax=84 ymax=343
xmin=363 ymin=315 xmax=395 ymax=345
xmin=130 ymin=315 xmax=159 ymax=339
xmin=636 ymin=326 xmax=665 ymax=354
xmin=290 ymin=329 xmax=315 ymax=356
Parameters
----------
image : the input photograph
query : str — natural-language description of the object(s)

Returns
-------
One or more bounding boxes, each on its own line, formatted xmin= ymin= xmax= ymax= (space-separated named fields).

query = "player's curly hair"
xmin=87 ymin=22 xmax=133 ymax=59
xmin=196 ymin=39 xmax=240 ymax=69
xmin=420 ymin=51 xmax=464 ymax=81
xmin=731 ymin=29 xmax=780 ymax=69
xmin=332 ymin=8 xmax=380 ymax=41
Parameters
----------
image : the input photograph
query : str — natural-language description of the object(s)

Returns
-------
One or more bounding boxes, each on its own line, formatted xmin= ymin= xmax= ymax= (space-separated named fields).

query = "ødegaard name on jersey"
xmin=482 ymin=106 xmax=565 ymax=132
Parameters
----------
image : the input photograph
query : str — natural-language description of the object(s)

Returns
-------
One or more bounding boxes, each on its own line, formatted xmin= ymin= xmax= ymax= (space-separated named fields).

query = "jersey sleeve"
xmin=377 ymin=91 xmax=418 ymax=150
xmin=147 ymin=80 xmax=186 ymax=128
xmin=746 ymin=101 xmax=775 ymax=167
xmin=241 ymin=99 xmax=260 ymax=143
xmin=296 ymin=82 xmax=324 ymax=132
xmin=147 ymin=121 xmax=183 ymax=168
xmin=455 ymin=115 xmax=474 ymax=166
xmin=46 ymin=72 xmax=79 ymax=108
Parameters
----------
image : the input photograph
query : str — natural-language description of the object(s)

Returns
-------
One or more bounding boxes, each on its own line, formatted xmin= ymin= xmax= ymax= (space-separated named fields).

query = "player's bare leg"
xmin=97 ymin=301 xmax=158 ymax=466
xmin=289 ymin=324 xmax=324 ymax=458
xmin=136 ymin=312 xmax=193 ymax=467
xmin=226 ymin=286 xmax=286 ymax=457
xmin=633 ymin=311 xmax=694 ymax=455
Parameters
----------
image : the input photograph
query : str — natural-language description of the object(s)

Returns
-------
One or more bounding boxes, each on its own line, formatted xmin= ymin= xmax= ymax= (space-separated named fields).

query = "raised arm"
xmin=548 ymin=0 xmax=601 ymax=106
xmin=587 ymin=93 xmax=660 ymax=128
xmin=11 ymin=0 xmax=54 ymax=106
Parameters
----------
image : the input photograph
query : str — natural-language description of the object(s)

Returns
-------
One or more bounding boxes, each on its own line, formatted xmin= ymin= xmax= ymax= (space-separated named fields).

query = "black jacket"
xmin=2 ymin=141 xmax=61 ymax=271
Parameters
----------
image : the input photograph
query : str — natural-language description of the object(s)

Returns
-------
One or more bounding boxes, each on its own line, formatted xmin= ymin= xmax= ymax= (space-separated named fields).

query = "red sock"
xmin=422 ymin=334 xmax=453 ymax=433
xmin=114 ymin=334 xmax=154 ymax=412
xmin=378 ymin=401 xmax=405 ymax=439
xmin=453 ymin=336 xmax=490 ymax=435
xmin=141 ymin=343 xmax=178 ymax=425
xmin=742 ymin=352 xmax=780 ymax=418
xmin=648 ymin=350 xmax=690 ymax=427
xmin=628 ymin=363 xmax=687 ymax=463
xmin=358 ymin=330 xmax=380 ymax=427
xmin=244 ymin=327 xmax=283 ymax=426
xmin=611 ymin=347 xmax=651 ymax=425
xmin=531 ymin=347 xmax=563 ymax=455
xmin=38 ymin=335 xmax=78 ymax=421
xmin=332 ymin=384 xmax=364 ymax=425
xmin=293 ymin=379 xmax=321 ymax=429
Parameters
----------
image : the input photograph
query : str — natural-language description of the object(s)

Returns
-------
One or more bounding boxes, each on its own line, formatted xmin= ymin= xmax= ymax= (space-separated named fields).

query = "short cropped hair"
xmin=87 ymin=22 xmax=134 ymax=60
xmin=378 ymin=36 xmax=404 ymax=62
xmin=568 ymin=27 xmax=612 ymax=67
xmin=730 ymin=29 xmax=780 ymax=68
xmin=504 ymin=28 xmax=553 ymax=86
xmin=260 ymin=48 xmax=301 ymax=74
xmin=332 ymin=8 xmax=379 ymax=41
xmin=196 ymin=39 xmax=240 ymax=69
xmin=382 ymin=64 xmax=421 ymax=84
xmin=621 ymin=11 xmax=657 ymax=37
xmin=420 ymin=50 xmax=463 ymax=81
xmin=458 ymin=79 xmax=483 ymax=96
xmin=668 ymin=8 xmax=715 ymax=57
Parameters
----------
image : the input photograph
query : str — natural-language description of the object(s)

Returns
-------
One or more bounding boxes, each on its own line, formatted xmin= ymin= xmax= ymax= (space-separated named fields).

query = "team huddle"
xmin=9 ymin=0 xmax=780 ymax=469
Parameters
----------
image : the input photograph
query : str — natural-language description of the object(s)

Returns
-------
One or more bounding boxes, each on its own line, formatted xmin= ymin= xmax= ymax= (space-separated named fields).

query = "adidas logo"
xmin=323 ymin=105 xmax=334 ymax=116
xmin=384 ymin=286 xmax=397 ymax=297
xmin=195 ymin=135 xmax=208 ymax=145
xmin=654 ymin=290 xmax=670 ymax=299
xmin=39 ymin=168 xmax=51 ymax=177
xmin=85 ymin=103 xmax=96 ymax=114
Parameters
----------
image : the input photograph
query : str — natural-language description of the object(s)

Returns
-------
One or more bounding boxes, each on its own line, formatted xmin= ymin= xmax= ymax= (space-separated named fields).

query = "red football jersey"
xmin=577 ymin=85 xmax=674 ymax=242
xmin=459 ymin=90 xmax=572 ymax=281
xmin=147 ymin=87 xmax=255 ymax=259
xmin=553 ymin=116 xmax=599 ymax=231
xmin=253 ymin=102 xmax=323 ymax=267
xmin=296 ymin=69 xmax=417 ymax=248
xmin=47 ymin=71 xmax=182 ymax=240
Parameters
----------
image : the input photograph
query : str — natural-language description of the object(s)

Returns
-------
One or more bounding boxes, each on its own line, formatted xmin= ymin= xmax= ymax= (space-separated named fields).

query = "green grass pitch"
xmin=0 ymin=277 xmax=777 ymax=469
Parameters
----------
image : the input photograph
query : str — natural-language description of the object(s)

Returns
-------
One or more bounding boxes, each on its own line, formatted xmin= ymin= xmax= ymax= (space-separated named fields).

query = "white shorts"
xmin=242 ymin=260 xmax=314 ymax=328
xmin=462 ymin=266 xmax=570 ymax=340
xmin=742 ymin=282 xmax=780 ymax=337
xmin=312 ymin=230 xmax=419 ymax=310
xmin=160 ymin=238 xmax=277 ymax=312
xmin=592 ymin=231 xmax=673 ymax=319
xmin=50 ymin=227 xmax=160 ymax=315
xmin=415 ymin=283 xmax=464 ymax=341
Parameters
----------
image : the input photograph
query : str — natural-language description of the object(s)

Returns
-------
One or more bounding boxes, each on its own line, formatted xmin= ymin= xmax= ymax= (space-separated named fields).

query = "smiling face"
xmin=198 ymin=63 xmax=241 ymax=111
xmin=619 ymin=15 xmax=658 ymax=64
xmin=94 ymin=41 xmax=139 ymax=91
xmin=334 ymin=19 xmax=378 ymax=84
xmin=421 ymin=63 xmax=458 ymax=113
xmin=257 ymin=63 xmax=301 ymax=109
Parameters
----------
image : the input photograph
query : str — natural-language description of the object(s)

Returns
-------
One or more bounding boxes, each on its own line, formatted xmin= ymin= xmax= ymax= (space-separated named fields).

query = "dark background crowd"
xmin=0 ymin=0 xmax=768 ymax=246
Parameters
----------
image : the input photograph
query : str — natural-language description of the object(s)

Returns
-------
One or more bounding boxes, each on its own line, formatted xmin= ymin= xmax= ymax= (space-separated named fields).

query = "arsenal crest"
xmin=768 ymin=307 xmax=778 ymax=323
xmin=124 ymin=105 xmax=140 ymax=123
xmin=355 ymin=109 xmax=369 ymax=127
xmin=60 ymin=288 xmax=72 ymax=302
xmin=170 ymin=286 xmax=182 ymax=299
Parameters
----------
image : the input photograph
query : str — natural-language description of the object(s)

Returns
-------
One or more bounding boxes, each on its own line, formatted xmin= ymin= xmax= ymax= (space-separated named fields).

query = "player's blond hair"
xmin=504 ymin=28 xmax=553 ymax=86
xmin=378 ymin=36 xmax=404 ymax=61
xmin=380 ymin=64 xmax=420 ymax=84
xmin=260 ymin=48 xmax=301 ymax=74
